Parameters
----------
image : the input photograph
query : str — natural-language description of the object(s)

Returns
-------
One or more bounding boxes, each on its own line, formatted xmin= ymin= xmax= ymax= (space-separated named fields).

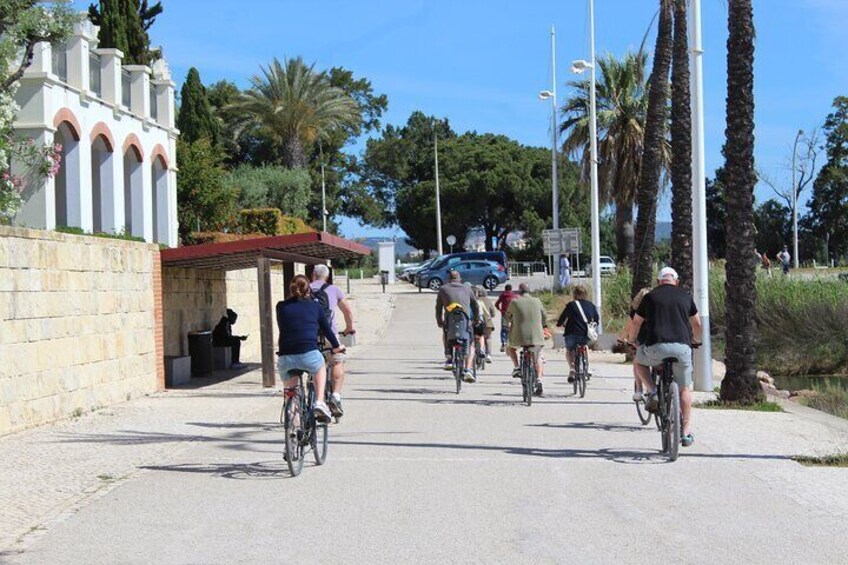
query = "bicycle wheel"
xmin=283 ymin=393 xmax=305 ymax=477
xmin=453 ymin=347 xmax=462 ymax=394
xmin=525 ymin=356 xmax=535 ymax=407
xmin=312 ymin=422 xmax=328 ymax=465
xmin=666 ymin=382 xmax=681 ymax=462
xmin=635 ymin=383 xmax=652 ymax=425
xmin=578 ymin=364 xmax=587 ymax=399
xmin=572 ymin=353 xmax=580 ymax=396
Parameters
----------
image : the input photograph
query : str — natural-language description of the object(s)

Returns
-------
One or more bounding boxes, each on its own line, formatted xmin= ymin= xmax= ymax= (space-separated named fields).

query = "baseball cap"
xmin=658 ymin=267 xmax=678 ymax=281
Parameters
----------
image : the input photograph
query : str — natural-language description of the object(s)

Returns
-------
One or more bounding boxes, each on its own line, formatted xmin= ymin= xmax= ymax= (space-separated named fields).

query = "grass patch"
xmin=55 ymin=225 xmax=146 ymax=243
xmin=97 ymin=474 xmax=115 ymax=481
xmin=798 ymin=382 xmax=848 ymax=420
xmin=71 ymin=407 xmax=83 ymax=418
xmin=792 ymin=454 xmax=848 ymax=467
xmin=696 ymin=400 xmax=783 ymax=412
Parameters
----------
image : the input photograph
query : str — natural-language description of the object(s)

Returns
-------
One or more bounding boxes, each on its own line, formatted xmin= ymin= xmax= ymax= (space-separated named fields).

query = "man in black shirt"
xmin=627 ymin=267 xmax=702 ymax=447
xmin=212 ymin=309 xmax=248 ymax=369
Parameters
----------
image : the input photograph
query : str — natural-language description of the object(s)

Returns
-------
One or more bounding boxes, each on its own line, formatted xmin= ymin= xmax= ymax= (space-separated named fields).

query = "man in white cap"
xmin=627 ymin=267 xmax=702 ymax=447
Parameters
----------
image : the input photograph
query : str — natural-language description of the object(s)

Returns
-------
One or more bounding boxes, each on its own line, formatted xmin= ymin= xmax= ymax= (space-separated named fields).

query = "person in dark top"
xmin=212 ymin=309 xmax=248 ymax=369
xmin=556 ymin=285 xmax=599 ymax=383
xmin=276 ymin=275 xmax=345 ymax=422
xmin=628 ymin=267 xmax=702 ymax=447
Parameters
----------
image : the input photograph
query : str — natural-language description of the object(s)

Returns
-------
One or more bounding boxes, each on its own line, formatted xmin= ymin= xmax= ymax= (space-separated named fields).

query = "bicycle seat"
xmin=286 ymin=369 xmax=306 ymax=377
xmin=662 ymin=357 xmax=679 ymax=364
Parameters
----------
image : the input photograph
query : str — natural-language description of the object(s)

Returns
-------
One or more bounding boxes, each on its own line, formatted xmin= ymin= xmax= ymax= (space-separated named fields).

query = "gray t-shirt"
xmin=435 ymin=282 xmax=478 ymax=324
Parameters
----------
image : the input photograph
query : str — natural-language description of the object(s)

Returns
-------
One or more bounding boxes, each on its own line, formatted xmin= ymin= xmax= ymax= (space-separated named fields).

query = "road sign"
xmin=446 ymin=235 xmax=457 ymax=246
xmin=542 ymin=228 xmax=581 ymax=255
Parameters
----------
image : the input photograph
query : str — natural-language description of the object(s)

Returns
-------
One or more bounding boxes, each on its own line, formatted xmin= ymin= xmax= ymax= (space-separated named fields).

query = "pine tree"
xmin=177 ymin=68 xmax=219 ymax=145
xmin=88 ymin=0 xmax=162 ymax=65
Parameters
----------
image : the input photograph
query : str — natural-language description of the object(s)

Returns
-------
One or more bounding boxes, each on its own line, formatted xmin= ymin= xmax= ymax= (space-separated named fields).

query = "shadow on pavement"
xmin=528 ymin=422 xmax=645 ymax=433
xmin=139 ymin=460 xmax=293 ymax=480
xmin=168 ymin=363 xmax=262 ymax=390
xmin=330 ymin=438 xmax=793 ymax=465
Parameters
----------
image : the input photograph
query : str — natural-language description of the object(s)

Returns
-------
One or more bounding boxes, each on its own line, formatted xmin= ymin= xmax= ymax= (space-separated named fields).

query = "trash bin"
xmin=380 ymin=270 xmax=389 ymax=293
xmin=187 ymin=330 xmax=213 ymax=377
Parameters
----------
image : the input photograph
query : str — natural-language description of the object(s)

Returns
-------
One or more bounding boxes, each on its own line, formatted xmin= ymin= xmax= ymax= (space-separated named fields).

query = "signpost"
xmin=446 ymin=234 xmax=457 ymax=254
xmin=543 ymin=228 xmax=582 ymax=285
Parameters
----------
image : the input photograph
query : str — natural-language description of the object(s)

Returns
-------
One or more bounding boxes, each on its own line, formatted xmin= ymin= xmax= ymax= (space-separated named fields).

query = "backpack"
xmin=445 ymin=308 xmax=470 ymax=343
xmin=312 ymin=283 xmax=334 ymax=325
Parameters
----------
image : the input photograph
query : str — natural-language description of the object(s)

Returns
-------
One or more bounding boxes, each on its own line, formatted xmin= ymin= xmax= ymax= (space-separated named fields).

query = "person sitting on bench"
xmin=212 ymin=308 xmax=248 ymax=369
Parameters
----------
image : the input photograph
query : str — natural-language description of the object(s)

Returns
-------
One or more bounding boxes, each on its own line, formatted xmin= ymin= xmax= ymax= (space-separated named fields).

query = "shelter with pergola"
xmin=160 ymin=232 xmax=370 ymax=387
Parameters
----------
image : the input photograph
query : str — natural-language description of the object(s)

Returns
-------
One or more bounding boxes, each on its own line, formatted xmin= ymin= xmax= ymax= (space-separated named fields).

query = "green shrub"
xmin=601 ymin=268 xmax=633 ymax=326
xmin=239 ymin=208 xmax=282 ymax=236
xmin=224 ymin=165 xmax=311 ymax=217
xmin=55 ymin=226 xmax=146 ymax=243
xmin=799 ymin=382 xmax=848 ymax=420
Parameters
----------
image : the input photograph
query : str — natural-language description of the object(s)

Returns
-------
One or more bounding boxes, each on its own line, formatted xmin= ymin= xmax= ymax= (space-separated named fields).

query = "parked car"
xmin=417 ymin=259 xmax=508 ymax=291
xmin=427 ymin=251 xmax=508 ymax=272
xmin=587 ymin=255 xmax=617 ymax=276
xmin=405 ymin=258 xmax=438 ymax=285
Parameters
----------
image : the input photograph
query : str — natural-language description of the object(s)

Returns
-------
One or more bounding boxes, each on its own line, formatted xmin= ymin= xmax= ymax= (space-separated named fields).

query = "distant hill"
xmin=656 ymin=221 xmax=672 ymax=242
xmin=354 ymin=237 xmax=419 ymax=257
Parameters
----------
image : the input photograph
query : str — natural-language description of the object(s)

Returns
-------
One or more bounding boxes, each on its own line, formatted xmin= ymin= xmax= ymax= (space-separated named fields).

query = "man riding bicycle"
xmin=627 ymin=267 xmax=702 ymax=447
xmin=435 ymin=270 xmax=479 ymax=382
xmin=506 ymin=283 xmax=548 ymax=396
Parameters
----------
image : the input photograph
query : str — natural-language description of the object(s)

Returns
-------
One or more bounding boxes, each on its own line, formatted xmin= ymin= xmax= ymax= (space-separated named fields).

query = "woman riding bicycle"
xmin=276 ymin=274 xmax=345 ymax=422
xmin=620 ymin=287 xmax=652 ymax=400
xmin=556 ymin=285 xmax=599 ymax=383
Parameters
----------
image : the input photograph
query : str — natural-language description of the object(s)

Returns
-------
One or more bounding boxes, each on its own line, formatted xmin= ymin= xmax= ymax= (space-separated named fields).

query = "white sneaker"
xmin=632 ymin=391 xmax=644 ymax=402
xmin=314 ymin=401 xmax=332 ymax=423
xmin=485 ymin=355 xmax=493 ymax=363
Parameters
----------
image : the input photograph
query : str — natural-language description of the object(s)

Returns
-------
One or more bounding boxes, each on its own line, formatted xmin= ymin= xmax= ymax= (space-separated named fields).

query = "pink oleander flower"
xmin=53 ymin=143 xmax=63 ymax=152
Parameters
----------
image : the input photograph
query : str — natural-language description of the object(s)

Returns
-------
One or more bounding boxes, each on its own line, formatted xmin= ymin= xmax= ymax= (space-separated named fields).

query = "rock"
xmin=760 ymin=382 xmax=778 ymax=395
xmin=757 ymin=370 xmax=775 ymax=385
xmin=712 ymin=359 xmax=726 ymax=385
xmin=777 ymin=389 xmax=791 ymax=400
xmin=790 ymin=389 xmax=818 ymax=399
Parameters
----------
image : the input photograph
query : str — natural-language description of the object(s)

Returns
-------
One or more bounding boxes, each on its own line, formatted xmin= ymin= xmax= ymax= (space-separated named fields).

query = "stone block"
xmin=0 ymin=405 xmax=11 ymax=435
xmin=0 ymin=238 xmax=7 ymax=268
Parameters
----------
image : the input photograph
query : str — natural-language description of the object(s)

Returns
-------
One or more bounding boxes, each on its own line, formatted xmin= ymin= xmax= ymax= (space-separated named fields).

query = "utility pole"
xmin=690 ymin=0 xmax=713 ymax=392
xmin=434 ymin=131 xmax=444 ymax=256
xmin=550 ymin=25 xmax=561 ymax=291
xmin=791 ymin=129 xmax=802 ymax=269
xmin=588 ymin=0 xmax=602 ymax=329
xmin=321 ymin=163 xmax=327 ymax=233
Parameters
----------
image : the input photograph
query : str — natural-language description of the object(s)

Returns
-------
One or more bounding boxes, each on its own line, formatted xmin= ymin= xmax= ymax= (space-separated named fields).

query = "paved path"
xmin=4 ymin=292 xmax=848 ymax=564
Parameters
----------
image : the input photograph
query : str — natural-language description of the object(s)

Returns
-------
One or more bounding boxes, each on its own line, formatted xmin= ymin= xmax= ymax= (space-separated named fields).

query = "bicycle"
xmin=519 ymin=346 xmax=537 ymax=406
xmin=618 ymin=339 xmax=653 ymax=426
xmin=281 ymin=363 xmax=331 ymax=477
xmin=651 ymin=356 xmax=682 ymax=462
xmin=572 ymin=343 xmax=588 ymax=398
xmin=449 ymin=336 xmax=473 ymax=394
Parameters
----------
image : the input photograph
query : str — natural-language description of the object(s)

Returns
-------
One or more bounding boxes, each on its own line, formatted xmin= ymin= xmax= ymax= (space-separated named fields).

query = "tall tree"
xmin=88 ymin=0 xmax=163 ymax=65
xmin=631 ymin=0 xmax=673 ymax=298
xmin=721 ymin=0 xmax=762 ymax=404
xmin=802 ymin=97 xmax=848 ymax=260
xmin=560 ymin=51 xmax=653 ymax=264
xmin=177 ymin=68 xmax=219 ymax=144
xmin=231 ymin=57 xmax=360 ymax=169
xmin=754 ymin=199 xmax=791 ymax=257
xmin=669 ymin=0 xmax=693 ymax=289
xmin=175 ymin=139 xmax=236 ymax=244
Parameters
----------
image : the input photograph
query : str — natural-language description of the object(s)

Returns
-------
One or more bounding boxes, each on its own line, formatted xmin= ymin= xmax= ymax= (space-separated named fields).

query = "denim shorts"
xmin=636 ymin=343 xmax=693 ymax=388
xmin=277 ymin=350 xmax=325 ymax=379
xmin=564 ymin=335 xmax=590 ymax=351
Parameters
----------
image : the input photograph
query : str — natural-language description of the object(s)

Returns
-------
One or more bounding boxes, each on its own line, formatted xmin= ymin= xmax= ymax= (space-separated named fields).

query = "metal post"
xmin=550 ymin=25 xmax=561 ymax=291
xmin=346 ymin=269 xmax=350 ymax=295
xmin=434 ymin=132 xmax=444 ymax=256
xmin=791 ymin=129 xmax=802 ymax=270
xmin=588 ymin=0 xmax=602 ymax=329
xmin=690 ymin=0 xmax=713 ymax=391
xmin=257 ymin=257 xmax=275 ymax=388
xmin=321 ymin=162 xmax=327 ymax=233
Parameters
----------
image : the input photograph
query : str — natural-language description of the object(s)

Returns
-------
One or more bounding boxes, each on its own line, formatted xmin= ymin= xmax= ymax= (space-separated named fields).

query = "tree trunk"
xmin=615 ymin=202 xmax=634 ymax=264
xmin=721 ymin=0 xmax=762 ymax=404
xmin=282 ymin=135 xmax=308 ymax=169
xmin=670 ymin=0 xmax=694 ymax=290
xmin=631 ymin=0 xmax=673 ymax=298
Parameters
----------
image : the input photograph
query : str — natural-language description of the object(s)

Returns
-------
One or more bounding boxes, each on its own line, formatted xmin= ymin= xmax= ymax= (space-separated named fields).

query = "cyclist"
xmin=627 ymin=267 xmax=702 ymax=447
xmin=620 ymin=287 xmax=652 ymax=400
xmin=276 ymin=275 xmax=346 ymax=423
xmin=506 ymin=283 xmax=548 ymax=396
xmin=474 ymin=285 xmax=496 ymax=363
xmin=494 ymin=284 xmax=517 ymax=352
xmin=435 ymin=270 xmax=479 ymax=381
xmin=555 ymin=285 xmax=599 ymax=382
xmin=310 ymin=264 xmax=355 ymax=418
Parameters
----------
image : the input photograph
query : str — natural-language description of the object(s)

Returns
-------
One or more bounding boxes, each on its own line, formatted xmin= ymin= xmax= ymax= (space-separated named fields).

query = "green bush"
xmin=601 ymin=267 xmax=633 ymax=327
xmin=224 ymin=165 xmax=311 ymax=218
xmin=55 ymin=226 xmax=146 ymax=243
xmin=799 ymin=383 xmax=848 ymax=420
xmin=239 ymin=208 xmax=282 ymax=236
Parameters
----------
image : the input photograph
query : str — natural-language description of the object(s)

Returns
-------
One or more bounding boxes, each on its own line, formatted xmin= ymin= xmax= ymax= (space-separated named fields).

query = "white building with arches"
xmin=12 ymin=18 xmax=178 ymax=247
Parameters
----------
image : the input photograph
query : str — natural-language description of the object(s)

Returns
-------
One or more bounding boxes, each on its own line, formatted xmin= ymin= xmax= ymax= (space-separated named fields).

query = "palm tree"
xmin=670 ymin=0 xmax=693 ymax=289
xmin=631 ymin=0 xmax=673 ymax=298
xmin=560 ymin=52 xmax=650 ymax=264
xmin=721 ymin=0 xmax=762 ymax=404
xmin=232 ymin=57 xmax=360 ymax=169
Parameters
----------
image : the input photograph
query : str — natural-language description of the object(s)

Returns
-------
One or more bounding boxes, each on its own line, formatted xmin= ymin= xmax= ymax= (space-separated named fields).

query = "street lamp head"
xmin=571 ymin=59 xmax=593 ymax=74
xmin=538 ymin=90 xmax=554 ymax=101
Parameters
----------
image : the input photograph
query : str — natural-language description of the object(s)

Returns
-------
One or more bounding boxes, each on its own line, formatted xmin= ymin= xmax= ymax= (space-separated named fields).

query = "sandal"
xmin=681 ymin=434 xmax=695 ymax=447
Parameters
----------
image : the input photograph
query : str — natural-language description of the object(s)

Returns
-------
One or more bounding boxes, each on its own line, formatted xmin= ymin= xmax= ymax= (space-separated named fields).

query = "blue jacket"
xmin=276 ymin=298 xmax=340 ymax=355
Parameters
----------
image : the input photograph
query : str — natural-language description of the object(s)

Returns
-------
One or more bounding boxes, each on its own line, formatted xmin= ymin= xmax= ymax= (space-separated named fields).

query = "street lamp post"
xmin=791 ymin=129 xmax=803 ymax=270
xmin=539 ymin=25 xmax=560 ymax=291
xmin=571 ymin=0 xmax=602 ymax=330
xmin=434 ymin=131 xmax=444 ymax=256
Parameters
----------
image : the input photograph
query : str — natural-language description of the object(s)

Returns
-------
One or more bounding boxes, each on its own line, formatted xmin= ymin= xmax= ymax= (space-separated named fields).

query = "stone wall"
xmin=162 ymin=265 xmax=286 ymax=363
xmin=0 ymin=226 xmax=161 ymax=436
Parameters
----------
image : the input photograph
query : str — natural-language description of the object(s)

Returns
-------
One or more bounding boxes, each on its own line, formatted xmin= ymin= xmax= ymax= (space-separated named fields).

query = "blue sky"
xmin=79 ymin=0 xmax=848 ymax=238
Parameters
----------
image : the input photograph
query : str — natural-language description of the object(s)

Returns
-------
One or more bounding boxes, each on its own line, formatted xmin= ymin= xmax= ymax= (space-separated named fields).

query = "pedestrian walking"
xmin=559 ymin=254 xmax=572 ymax=288
xmin=777 ymin=245 xmax=791 ymax=275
